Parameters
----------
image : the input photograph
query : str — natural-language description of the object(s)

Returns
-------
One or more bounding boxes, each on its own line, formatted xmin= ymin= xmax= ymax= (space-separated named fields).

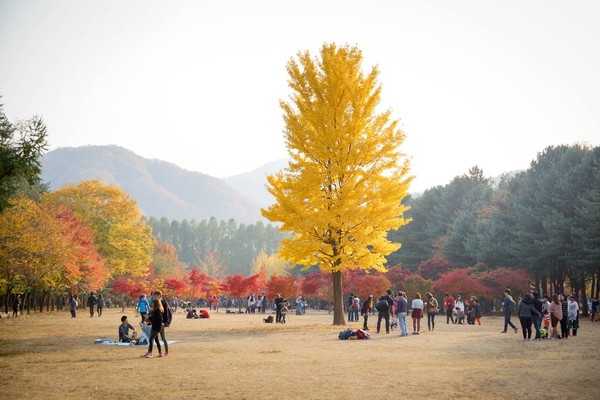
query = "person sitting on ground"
xmin=187 ymin=309 xmax=199 ymax=319
xmin=199 ymin=309 xmax=210 ymax=318
xmin=119 ymin=316 xmax=137 ymax=343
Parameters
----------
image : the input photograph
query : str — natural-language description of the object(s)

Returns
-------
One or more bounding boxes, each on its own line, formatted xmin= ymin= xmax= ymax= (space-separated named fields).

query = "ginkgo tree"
xmin=262 ymin=43 xmax=412 ymax=325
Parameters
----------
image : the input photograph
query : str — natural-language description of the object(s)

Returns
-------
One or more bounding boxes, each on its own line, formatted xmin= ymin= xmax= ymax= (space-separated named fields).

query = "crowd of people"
xmin=347 ymin=288 xmax=589 ymax=341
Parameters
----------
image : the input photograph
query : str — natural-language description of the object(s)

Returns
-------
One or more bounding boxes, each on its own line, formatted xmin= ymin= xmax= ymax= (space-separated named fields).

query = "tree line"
xmin=145 ymin=217 xmax=288 ymax=275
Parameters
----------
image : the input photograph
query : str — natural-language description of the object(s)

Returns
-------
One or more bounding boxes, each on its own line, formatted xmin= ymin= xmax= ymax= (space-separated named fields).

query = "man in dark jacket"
xmin=275 ymin=294 xmax=287 ymax=323
xmin=87 ymin=292 xmax=97 ymax=317
xmin=376 ymin=289 xmax=395 ymax=334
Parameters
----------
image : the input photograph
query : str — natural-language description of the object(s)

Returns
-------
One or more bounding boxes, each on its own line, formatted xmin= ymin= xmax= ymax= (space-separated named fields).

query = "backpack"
xmin=338 ymin=328 xmax=354 ymax=340
xmin=375 ymin=299 xmax=389 ymax=312
xmin=355 ymin=329 xmax=371 ymax=340
xmin=162 ymin=299 xmax=173 ymax=327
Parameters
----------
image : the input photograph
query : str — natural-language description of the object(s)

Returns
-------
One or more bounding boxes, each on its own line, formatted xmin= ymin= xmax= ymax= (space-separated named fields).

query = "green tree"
xmin=0 ymin=98 xmax=48 ymax=212
xmin=262 ymin=44 xmax=412 ymax=325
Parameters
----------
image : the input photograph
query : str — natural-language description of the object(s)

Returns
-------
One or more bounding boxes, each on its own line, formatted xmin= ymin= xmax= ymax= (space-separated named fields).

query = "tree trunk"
xmin=581 ymin=279 xmax=589 ymax=317
xmin=39 ymin=291 xmax=47 ymax=313
xmin=541 ymin=273 xmax=548 ymax=296
xmin=332 ymin=271 xmax=345 ymax=325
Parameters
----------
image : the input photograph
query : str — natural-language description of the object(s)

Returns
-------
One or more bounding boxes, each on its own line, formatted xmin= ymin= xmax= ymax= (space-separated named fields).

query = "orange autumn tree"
xmin=42 ymin=180 xmax=154 ymax=278
xmin=262 ymin=43 xmax=413 ymax=324
xmin=264 ymin=274 xmax=298 ymax=300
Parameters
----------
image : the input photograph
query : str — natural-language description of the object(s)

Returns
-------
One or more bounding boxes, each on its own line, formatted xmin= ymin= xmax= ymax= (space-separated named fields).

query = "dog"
xmin=263 ymin=315 xmax=274 ymax=323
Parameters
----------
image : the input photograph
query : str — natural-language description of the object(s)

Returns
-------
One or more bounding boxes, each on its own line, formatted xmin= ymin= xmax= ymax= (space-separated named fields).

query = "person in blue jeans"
xmin=532 ymin=291 xmax=543 ymax=340
xmin=396 ymin=292 xmax=409 ymax=337
xmin=501 ymin=288 xmax=518 ymax=333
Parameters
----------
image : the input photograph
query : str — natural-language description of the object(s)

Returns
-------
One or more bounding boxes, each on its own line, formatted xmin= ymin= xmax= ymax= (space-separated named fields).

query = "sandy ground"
xmin=0 ymin=308 xmax=599 ymax=399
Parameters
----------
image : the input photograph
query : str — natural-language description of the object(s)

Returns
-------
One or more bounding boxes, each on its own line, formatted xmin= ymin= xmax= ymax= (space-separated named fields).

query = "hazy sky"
xmin=1 ymin=0 xmax=598 ymax=192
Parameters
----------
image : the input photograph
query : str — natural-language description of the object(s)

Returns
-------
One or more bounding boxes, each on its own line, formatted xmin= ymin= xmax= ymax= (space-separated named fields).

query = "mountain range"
xmin=40 ymin=145 xmax=279 ymax=224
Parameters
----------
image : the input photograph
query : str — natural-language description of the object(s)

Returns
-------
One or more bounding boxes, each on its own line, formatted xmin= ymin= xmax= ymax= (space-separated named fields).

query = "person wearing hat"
xmin=360 ymin=295 xmax=374 ymax=331
xmin=137 ymin=294 xmax=150 ymax=324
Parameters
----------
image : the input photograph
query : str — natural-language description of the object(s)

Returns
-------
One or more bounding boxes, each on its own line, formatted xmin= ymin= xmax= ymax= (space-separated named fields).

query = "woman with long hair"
xmin=549 ymin=294 xmax=563 ymax=339
xmin=360 ymin=295 xmax=373 ymax=331
xmin=411 ymin=293 xmax=424 ymax=335
xmin=425 ymin=292 xmax=439 ymax=331
xmin=142 ymin=297 xmax=164 ymax=358
xmin=154 ymin=290 xmax=170 ymax=357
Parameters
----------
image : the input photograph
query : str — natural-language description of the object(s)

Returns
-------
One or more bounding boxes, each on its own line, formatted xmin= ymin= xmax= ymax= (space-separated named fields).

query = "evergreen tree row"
xmin=387 ymin=144 xmax=600 ymax=301
xmin=145 ymin=217 xmax=288 ymax=275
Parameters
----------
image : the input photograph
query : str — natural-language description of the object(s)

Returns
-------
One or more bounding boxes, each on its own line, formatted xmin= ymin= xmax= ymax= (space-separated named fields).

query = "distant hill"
xmin=40 ymin=145 xmax=264 ymax=224
xmin=224 ymin=158 xmax=289 ymax=210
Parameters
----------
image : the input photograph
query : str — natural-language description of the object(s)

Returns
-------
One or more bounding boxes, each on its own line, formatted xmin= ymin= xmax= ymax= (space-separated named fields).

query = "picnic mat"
xmin=97 ymin=340 xmax=178 ymax=346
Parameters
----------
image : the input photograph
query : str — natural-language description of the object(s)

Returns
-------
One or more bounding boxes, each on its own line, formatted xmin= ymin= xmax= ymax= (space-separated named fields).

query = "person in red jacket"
xmin=444 ymin=293 xmax=455 ymax=324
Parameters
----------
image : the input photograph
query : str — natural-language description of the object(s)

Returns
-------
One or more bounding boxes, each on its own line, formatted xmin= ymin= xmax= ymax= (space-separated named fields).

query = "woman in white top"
xmin=411 ymin=293 xmax=424 ymax=334
xmin=455 ymin=295 xmax=464 ymax=324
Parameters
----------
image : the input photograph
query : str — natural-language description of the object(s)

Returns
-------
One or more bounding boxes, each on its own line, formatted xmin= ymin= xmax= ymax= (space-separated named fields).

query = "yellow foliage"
xmin=250 ymin=250 xmax=292 ymax=278
xmin=42 ymin=180 xmax=154 ymax=278
xmin=262 ymin=43 xmax=412 ymax=274
xmin=0 ymin=195 xmax=71 ymax=293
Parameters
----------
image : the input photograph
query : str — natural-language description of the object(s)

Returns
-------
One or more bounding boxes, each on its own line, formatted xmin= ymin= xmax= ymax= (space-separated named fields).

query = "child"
xmin=543 ymin=310 xmax=550 ymax=331
xmin=455 ymin=307 xmax=465 ymax=324
xmin=119 ymin=316 xmax=137 ymax=343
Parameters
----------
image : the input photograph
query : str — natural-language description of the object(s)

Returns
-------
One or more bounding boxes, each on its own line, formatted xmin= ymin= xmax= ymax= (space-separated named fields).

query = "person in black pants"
xmin=376 ymin=289 xmax=395 ymax=334
xmin=559 ymin=294 xmax=569 ymax=339
xmin=274 ymin=294 xmax=286 ymax=323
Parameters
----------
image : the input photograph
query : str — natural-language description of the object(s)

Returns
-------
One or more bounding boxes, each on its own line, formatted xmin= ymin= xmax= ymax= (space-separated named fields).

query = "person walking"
xmin=501 ymin=289 xmax=518 ymax=334
xmin=87 ymin=292 xmax=97 ymax=317
xmin=444 ymin=293 xmax=455 ymax=324
xmin=425 ymin=292 xmax=439 ymax=331
xmin=137 ymin=294 xmax=150 ymax=324
xmin=517 ymin=293 xmax=541 ymax=340
xmin=360 ymin=295 xmax=373 ymax=331
xmin=411 ymin=293 xmax=424 ymax=334
xmin=69 ymin=294 xmax=78 ymax=318
xmin=376 ymin=289 xmax=395 ymax=334
xmin=97 ymin=294 xmax=104 ymax=317
xmin=396 ymin=292 xmax=409 ymax=337
xmin=143 ymin=298 xmax=164 ymax=358
xmin=11 ymin=294 xmax=20 ymax=318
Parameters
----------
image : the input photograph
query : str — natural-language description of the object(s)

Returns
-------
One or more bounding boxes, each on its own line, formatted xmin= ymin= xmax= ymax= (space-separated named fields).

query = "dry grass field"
xmin=1 ymin=307 xmax=599 ymax=400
